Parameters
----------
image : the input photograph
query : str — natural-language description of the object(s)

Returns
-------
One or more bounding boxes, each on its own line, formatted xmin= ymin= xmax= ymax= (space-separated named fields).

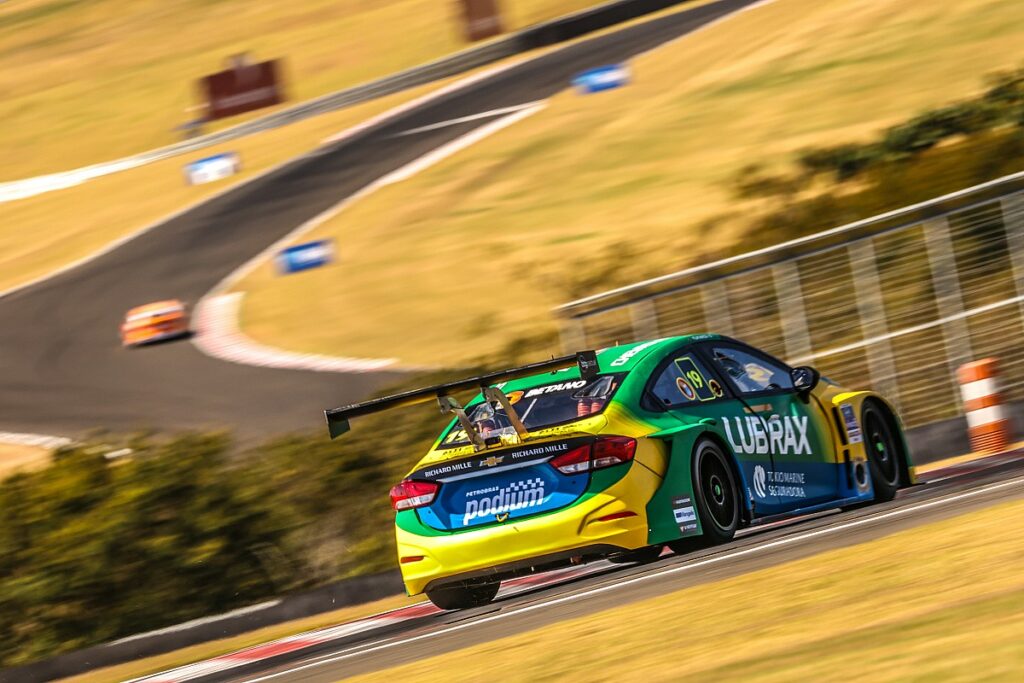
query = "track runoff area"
xmin=133 ymin=451 xmax=1024 ymax=683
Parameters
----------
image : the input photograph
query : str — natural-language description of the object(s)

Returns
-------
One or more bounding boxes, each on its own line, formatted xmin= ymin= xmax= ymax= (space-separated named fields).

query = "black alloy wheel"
xmin=684 ymin=438 xmax=740 ymax=548
xmin=862 ymin=402 xmax=900 ymax=503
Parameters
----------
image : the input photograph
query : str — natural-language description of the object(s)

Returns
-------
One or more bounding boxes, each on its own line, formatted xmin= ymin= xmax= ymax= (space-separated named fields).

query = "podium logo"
xmin=462 ymin=478 xmax=545 ymax=525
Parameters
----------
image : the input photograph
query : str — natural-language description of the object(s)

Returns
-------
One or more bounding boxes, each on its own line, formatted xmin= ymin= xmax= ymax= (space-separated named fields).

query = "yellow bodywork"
xmin=397 ymin=427 xmax=667 ymax=596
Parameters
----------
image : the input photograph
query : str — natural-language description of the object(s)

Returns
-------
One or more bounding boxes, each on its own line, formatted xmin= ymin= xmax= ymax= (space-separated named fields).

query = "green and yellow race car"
xmin=325 ymin=335 xmax=913 ymax=610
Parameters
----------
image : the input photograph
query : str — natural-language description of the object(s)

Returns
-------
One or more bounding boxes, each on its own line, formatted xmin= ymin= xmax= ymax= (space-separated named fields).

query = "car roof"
xmin=126 ymin=300 xmax=185 ymax=316
xmin=488 ymin=334 xmax=722 ymax=395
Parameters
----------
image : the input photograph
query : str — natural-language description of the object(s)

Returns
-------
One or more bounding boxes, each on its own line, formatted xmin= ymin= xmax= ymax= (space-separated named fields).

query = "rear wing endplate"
xmin=324 ymin=350 xmax=599 ymax=441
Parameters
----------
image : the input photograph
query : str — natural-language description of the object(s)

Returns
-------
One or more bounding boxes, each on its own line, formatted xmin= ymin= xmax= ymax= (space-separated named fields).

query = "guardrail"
xmin=555 ymin=171 xmax=1024 ymax=429
xmin=0 ymin=0 xmax=696 ymax=203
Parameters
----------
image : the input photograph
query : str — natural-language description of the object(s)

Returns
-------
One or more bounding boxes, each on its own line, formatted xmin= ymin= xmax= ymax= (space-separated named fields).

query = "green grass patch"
xmin=235 ymin=0 xmax=1024 ymax=367
xmin=349 ymin=497 xmax=1024 ymax=682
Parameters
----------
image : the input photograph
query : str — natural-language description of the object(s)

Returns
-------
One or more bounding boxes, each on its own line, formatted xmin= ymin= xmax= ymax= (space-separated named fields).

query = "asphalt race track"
xmin=0 ymin=0 xmax=763 ymax=441
xmin=211 ymin=455 xmax=1024 ymax=682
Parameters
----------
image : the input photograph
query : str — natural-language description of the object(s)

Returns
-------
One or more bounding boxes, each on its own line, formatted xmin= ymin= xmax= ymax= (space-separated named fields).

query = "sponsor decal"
xmin=609 ymin=339 xmax=664 ymax=367
xmin=417 ymin=440 xmax=580 ymax=479
xmin=767 ymin=470 xmax=806 ymax=498
xmin=721 ymin=415 xmax=810 ymax=456
xmin=674 ymin=356 xmax=716 ymax=402
xmin=671 ymin=496 xmax=699 ymax=535
xmin=462 ymin=477 xmax=545 ymax=525
xmin=751 ymin=465 xmax=807 ymax=499
xmin=676 ymin=377 xmax=696 ymax=401
xmin=839 ymin=403 xmax=863 ymax=444
xmin=752 ymin=464 xmax=768 ymax=498
xmin=709 ymin=379 xmax=724 ymax=397
xmin=744 ymin=363 xmax=773 ymax=385
xmin=507 ymin=390 xmax=524 ymax=405
xmin=524 ymin=380 xmax=587 ymax=398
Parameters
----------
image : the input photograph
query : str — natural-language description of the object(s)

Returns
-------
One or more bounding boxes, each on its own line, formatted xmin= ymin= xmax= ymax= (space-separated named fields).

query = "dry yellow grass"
xmin=0 ymin=443 xmax=52 ymax=478
xmin=0 ymin=0 xmax=602 ymax=179
xmin=59 ymin=593 xmax=423 ymax=683
xmin=0 ymin=83 xmax=451 ymax=295
xmin=350 ymin=497 xmax=1024 ymax=682
xmin=236 ymin=0 xmax=1024 ymax=367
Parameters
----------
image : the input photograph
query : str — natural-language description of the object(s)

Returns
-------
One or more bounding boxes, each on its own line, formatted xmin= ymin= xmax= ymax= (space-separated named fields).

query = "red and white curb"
xmin=192 ymin=293 xmax=398 ymax=373
xmin=130 ymin=564 xmax=607 ymax=683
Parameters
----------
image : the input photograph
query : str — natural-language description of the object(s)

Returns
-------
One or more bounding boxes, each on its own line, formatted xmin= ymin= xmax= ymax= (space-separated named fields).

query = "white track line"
xmin=395 ymin=102 xmax=543 ymax=136
xmin=245 ymin=474 xmax=1024 ymax=682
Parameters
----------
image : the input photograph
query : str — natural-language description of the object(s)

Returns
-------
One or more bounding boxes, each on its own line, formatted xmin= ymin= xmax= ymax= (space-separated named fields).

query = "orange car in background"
xmin=120 ymin=300 xmax=190 ymax=347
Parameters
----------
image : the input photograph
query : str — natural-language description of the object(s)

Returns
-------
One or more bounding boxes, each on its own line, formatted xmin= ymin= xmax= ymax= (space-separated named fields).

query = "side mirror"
xmin=790 ymin=366 xmax=820 ymax=398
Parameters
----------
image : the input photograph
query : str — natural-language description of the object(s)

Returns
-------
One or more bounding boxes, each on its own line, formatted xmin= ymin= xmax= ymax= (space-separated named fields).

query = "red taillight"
xmin=550 ymin=444 xmax=593 ymax=474
xmin=389 ymin=480 xmax=439 ymax=511
xmin=592 ymin=436 xmax=637 ymax=469
xmin=550 ymin=437 xmax=637 ymax=475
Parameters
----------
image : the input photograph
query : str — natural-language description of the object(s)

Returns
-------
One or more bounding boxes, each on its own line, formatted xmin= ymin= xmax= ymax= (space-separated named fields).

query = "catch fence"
xmin=555 ymin=172 xmax=1024 ymax=428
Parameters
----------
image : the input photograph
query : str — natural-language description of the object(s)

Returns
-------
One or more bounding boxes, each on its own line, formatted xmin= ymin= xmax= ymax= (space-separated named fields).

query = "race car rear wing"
xmin=324 ymin=350 xmax=600 ymax=445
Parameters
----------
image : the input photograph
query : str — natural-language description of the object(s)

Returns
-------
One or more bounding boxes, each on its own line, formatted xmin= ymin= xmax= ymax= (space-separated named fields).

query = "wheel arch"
xmin=862 ymin=395 xmax=913 ymax=488
xmin=644 ymin=424 xmax=752 ymax=546
xmin=693 ymin=429 xmax=752 ymax=525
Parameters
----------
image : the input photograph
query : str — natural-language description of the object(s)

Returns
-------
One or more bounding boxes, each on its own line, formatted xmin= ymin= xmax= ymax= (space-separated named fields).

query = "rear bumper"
xmin=397 ymin=463 xmax=660 ymax=595
xmin=122 ymin=326 xmax=189 ymax=346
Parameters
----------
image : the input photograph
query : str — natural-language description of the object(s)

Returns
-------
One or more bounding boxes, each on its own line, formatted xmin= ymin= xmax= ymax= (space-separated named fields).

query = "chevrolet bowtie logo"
xmin=495 ymin=512 xmax=510 ymax=522
xmin=482 ymin=455 xmax=505 ymax=467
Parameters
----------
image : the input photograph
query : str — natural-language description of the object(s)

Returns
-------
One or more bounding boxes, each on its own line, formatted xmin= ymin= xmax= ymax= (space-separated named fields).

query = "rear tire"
xmin=425 ymin=578 xmax=500 ymax=610
xmin=862 ymin=401 xmax=900 ymax=503
xmin=685 ymin=438 xmax=740 ymax=548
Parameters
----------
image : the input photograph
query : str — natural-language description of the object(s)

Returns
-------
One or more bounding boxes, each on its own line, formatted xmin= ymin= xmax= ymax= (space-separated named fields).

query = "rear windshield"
xmin=438 ymin=373 xmax=626 ymax=448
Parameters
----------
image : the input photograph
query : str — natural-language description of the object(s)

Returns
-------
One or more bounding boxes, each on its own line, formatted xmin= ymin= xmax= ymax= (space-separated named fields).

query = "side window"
xmin=650 ymin=353 xmax=724 ymax=407
xmin=709 ymin=345 xmax=792 ymax=395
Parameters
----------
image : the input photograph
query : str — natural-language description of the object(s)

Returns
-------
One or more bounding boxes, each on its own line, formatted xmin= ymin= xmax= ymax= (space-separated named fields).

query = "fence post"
xmin=701 ymin=279 xmax=734 ymax=336
xmin=771 ymin=261 xmax=814 ymax=364
xmin=629 ymin=299 xmax=660 ymax=341
xmin=923 ymin=216 xmax=974 ymax=397
xmin=847 ymin=239 xmax=901 ymax=404
xmin=1000 ymin=192 xmax=1024 ymax=323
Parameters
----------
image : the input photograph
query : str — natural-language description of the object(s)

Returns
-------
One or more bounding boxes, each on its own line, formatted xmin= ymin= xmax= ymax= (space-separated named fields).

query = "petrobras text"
xmin=462 ymin=477 xmax=545 ymax=525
